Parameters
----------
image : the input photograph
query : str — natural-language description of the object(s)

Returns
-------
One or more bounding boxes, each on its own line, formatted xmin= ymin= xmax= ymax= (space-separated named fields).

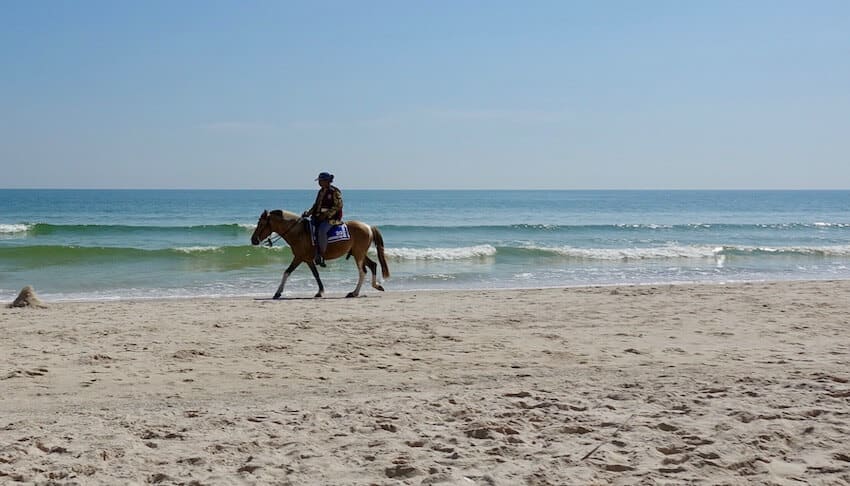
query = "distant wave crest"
xmin=0 ymin=244 xmax=290 ymax=270
xmin=382 ymin=243 xmax=850 ymax=262
xmin=0 ymin=224 xmax=31 ymax=234
xmin=545 ymin=245 xmax=720 ymax=260
xmin=0 ymin=223 xmax=253 ymax=237
xmin=717 ymin=244 xmax=850 ymax=257
xmin=385 ymin=245 xmax=497 ymax=261
xmin=505 ymin=244 xmax=850 ymax=261
xmin=3 ymin=242 xmax=850 ymax=270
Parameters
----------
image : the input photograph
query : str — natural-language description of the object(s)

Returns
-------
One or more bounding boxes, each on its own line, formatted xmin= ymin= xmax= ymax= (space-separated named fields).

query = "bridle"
xmin=259 ymin=213 xmax=302 ymax=247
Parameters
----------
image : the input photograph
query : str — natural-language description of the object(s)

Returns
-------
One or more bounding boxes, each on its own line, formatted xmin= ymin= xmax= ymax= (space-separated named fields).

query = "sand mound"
xmin=7 ymin=285 xmax=47 ymax=308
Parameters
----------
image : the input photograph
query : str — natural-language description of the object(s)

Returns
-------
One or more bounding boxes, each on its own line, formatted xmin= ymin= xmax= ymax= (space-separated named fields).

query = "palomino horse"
xmin=250 ymin=210 xmax=389 ymax=299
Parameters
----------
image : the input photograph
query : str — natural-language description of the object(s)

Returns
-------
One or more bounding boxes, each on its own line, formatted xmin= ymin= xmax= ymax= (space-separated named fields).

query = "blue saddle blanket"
xmin=308 ymin=221 xmax=350 ymax=245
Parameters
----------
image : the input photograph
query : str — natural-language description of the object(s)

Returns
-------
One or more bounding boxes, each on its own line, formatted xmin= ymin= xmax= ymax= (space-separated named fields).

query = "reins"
xmin=263 ymin=235 xmax=281 ymax=247
xmin=263 ymin=216 xmax=302 ymax=247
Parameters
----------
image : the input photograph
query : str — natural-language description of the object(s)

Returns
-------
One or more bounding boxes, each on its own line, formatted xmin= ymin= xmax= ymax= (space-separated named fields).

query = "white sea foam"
xmin=539 ymin=244 xmax=850 ymax=261
xmin=719 ymin=244 xmax=850 ymax=256
xmin=385 ymin=245 xmax=497 ymax=260
xmin=0 ymin=223 xmax=30 ymax=234
xmin=175 ymin=246 xmax=222 ymax=253
xmin=813 ymin=222 xmax=850 ymax=228
xmin=615 ymin=223 xmax=674 ymax=229
xmin=816 ymin=245 xmax=850 ymax=255
xmin=549 ymin=245 xmax=721 ymax=261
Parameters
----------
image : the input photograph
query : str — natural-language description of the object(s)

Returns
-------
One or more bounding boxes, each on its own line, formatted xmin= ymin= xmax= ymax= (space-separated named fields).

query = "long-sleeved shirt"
xmin=306 ymin=185 xmax=343 ymax=225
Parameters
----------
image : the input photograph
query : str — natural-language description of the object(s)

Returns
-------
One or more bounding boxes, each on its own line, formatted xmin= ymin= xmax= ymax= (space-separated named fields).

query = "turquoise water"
xmin=1 ymin=189 xmax=849 ymax=301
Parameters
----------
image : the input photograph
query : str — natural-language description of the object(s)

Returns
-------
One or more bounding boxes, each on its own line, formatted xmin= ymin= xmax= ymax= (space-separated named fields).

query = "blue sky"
xmin=1 ymin=1 xmax=848 ymax=189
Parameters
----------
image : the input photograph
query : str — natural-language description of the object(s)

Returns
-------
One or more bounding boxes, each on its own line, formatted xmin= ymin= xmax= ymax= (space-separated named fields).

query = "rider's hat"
xmin=316 ymin=172 xmax=334 ymax=182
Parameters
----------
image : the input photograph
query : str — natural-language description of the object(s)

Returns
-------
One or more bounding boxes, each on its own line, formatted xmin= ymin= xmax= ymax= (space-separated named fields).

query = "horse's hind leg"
xmin=362 ymin=256 xmax=384 ymax=292
xmin=308 ymin=262 xmax=325 ymax=298
xmin=347 ymin=255 xmax=368 ymax=298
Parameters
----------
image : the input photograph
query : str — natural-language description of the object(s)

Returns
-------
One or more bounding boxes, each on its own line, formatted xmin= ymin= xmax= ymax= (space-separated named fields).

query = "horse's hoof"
xmin=314 ymin=292 xmax=323 ymax=298
xmin=346 ymin=292 xmax=359 ymax=298
xmin=375 ymin=285 xmax=385 ymax=292
xmin=273 ymin=293 xmax=281 ymax=300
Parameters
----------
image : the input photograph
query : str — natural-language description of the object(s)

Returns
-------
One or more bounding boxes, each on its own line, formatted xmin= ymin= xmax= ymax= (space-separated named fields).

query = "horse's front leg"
xmin=307 ymin=262 xmax=325 ymax=298
xmin=274 ymin=260 xmax=301 ymax=299
xmin=347 ymin=256 xmax=367 ymax=298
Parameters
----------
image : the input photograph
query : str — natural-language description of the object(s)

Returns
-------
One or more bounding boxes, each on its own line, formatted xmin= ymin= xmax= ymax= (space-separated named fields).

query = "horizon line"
xmin=2 ymin=187 xmax=850 ymax=192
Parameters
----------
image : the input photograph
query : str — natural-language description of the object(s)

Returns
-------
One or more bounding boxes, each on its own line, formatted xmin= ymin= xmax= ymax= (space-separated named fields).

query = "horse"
xmin=250 ymin=210 xmax=389 ymax=299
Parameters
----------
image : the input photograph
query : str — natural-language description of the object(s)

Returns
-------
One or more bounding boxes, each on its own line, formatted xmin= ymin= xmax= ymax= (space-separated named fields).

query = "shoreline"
xmin=3 ymin=280 xmax=850 ymax=484
xmin=8 ymin=275 xmax=850 ymax=305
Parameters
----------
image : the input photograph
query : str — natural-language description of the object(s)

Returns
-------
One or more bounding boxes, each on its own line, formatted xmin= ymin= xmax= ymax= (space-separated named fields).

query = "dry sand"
xmin=2 ymin=280 xmax=850 ymax=485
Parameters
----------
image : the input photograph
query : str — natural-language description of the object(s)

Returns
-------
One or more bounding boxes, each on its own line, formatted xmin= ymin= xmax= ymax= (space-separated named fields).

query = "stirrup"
xmin=314 ymin=255 xmax=326 ymax=267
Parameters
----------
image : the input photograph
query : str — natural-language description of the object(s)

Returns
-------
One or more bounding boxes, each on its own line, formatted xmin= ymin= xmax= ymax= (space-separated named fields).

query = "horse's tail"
xmin=372 ymin=226 xmax=390 ymax=279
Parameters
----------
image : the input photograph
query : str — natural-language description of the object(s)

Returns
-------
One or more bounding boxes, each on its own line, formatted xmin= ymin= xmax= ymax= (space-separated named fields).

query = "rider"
xmin=303 ymin=172 xmax=343 ymax=267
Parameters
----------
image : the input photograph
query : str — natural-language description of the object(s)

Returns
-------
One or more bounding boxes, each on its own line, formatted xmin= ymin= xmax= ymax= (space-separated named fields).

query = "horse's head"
xmin=250 ymin=210 xmax=272 ymax=246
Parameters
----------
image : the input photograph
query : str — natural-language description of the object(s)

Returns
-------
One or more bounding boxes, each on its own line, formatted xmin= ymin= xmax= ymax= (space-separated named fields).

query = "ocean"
xmin=1 ymin=189 xmax=849 ymax=301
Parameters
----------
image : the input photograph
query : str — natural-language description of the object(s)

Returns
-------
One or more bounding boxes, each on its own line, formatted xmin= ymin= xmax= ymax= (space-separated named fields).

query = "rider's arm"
xmin=303 ymin=190 xmax=323 ymax=217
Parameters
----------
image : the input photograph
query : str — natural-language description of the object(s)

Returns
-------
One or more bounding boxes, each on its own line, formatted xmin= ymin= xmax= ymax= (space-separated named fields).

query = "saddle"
xmin=306 ymin=220 xmax=350 ymax=246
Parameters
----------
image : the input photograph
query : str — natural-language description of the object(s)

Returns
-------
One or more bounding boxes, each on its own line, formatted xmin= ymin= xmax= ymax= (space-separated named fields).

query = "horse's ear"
xmin=262 ymin=209 xmax=268 ymax=218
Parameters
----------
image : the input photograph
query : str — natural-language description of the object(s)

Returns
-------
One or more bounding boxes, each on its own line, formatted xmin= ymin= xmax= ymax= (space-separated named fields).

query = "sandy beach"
xmin=2 ymin=280 xmax=850 ymax=485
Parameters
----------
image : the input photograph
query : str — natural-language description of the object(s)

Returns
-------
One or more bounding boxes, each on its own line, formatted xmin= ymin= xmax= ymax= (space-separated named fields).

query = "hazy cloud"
xmin=198 ymin=122 xmax=277 ymax=133
xmin=425 ymin=108 xmax=567 ymax=124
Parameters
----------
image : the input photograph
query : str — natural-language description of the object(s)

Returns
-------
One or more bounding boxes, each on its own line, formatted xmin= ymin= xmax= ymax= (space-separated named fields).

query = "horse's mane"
xmin=271 ymin=209 xmax=299 ymax=220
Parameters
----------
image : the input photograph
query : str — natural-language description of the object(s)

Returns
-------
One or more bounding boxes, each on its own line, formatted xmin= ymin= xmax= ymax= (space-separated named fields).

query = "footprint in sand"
xmin=79 ymin=354 xmax=113 ymax=365
xmin=240 ymin=371 xmax=273 ymax=380
xmin=172 ymin=349 xmax=208 ymax=360
xmin=657 ymin=446 xmax=689 ymax=455
xmin=662 ymin=454 xmax=690 ymax=466
xmin=254 ymin=343 xmax=289 ymax=353
xmin=148 ymin=473 xmax=171 ymax=483
xmin=1 ymin=368 xmax=49 ymax=379
xmin=561 ymin=425 xmax=593 ymax=435
xmin=654 ymin=422 xmax=679 ymax=432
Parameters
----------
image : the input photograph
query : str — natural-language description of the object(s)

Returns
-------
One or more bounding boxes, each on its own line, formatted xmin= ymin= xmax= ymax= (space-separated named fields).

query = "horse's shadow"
xmin=254 ymin=295 xmax=369 ymax=301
